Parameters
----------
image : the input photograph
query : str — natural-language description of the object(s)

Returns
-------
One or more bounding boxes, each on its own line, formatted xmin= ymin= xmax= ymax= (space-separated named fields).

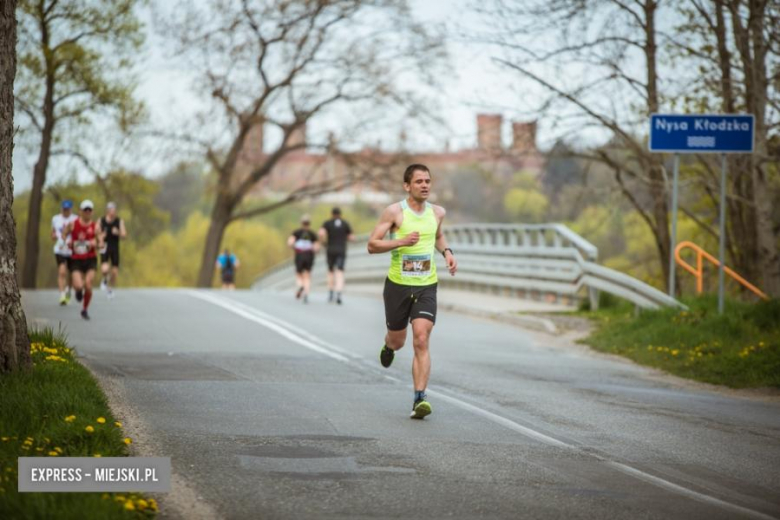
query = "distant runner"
xmin=51 ymin=199 xmax=78 ymax=305
xmin=66 ymin=200 xmax=100 ymax=320
xmin=216 ymin=248 xmax=240 ymax=290
xmin=319 ymin=207 xmax=354 ymax=305
xmin=288 ymin=214 xmax=319 ymax=304
xmin=97 ymin=201 xmax=126 ymax=299
xmin=367 ymin=164 xmax=457 ymax=419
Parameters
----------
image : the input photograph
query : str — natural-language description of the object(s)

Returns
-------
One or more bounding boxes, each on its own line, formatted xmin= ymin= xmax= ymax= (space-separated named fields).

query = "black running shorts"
xmin=55 ymin=254 xmax=70 ymax=267
xmin=101 ymin=246 xmax=120 ymax=267
xmin=70 ymin=257 xmax=97 ymax=273
xmin=383 ymin=278 xmax=437 ymax=331
xmin=295 ymin=254 xmax=314 ymax=273
xmin=327 ymin=252 xmax=346 ymax=271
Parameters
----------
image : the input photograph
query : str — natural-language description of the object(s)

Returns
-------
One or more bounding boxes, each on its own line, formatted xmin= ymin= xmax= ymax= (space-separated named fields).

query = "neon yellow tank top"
xmin=388 ymin=200 xmax=438 ymax=286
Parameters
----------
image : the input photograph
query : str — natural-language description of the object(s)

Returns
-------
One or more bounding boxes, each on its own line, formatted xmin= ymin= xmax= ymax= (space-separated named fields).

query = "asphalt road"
xmin=21 ymin=289 xmax=780 ymax=520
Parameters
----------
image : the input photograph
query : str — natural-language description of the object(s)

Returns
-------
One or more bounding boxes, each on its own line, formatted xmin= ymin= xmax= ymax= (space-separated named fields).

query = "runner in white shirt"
xmin=51 ymin=200 xmax=78 ymax=305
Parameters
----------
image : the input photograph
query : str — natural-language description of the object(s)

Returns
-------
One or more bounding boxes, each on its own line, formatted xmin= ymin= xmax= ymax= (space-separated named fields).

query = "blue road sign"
xmin=649 ymin=114 xmax=754 ymax=153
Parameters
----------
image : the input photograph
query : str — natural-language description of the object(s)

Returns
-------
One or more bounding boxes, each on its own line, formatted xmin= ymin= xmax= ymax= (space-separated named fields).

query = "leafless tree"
xmin=158 ymin=0 xmax=444 ymax=287
xmin=476 ymin=0 xmax=779 ymax=297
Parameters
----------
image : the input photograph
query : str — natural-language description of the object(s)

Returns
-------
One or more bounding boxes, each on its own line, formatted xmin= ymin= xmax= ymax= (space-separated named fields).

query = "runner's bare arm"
xmin=367 ymin=204 xmax=417 ymax=254
xmin=433 ymin=206 xmax=457 ymax=276
xmin=119 ymin=219 xmax=127 ymax=238
xmin=287 ymin=235 xmax=296 ymax=249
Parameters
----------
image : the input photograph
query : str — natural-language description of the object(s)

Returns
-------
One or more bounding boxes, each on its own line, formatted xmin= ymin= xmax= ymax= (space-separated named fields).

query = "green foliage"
xmin=579 ymin=296 xmax=780 ymax=388
xmin=0 ymin=328 xmax=155 ymax=518
xmin=503 ymin=188 xmax=549 ymax=223
xmin=122 ymin=213 xmax=288 ymax=288
xmin=15 ymin=0 xmax=145 ymax=156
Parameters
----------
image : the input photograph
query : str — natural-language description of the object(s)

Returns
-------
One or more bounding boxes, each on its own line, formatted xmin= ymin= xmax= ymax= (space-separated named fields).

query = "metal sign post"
xmin=718 ymin=154 xmax=727 ymax=314
xmin=668 ymin=154 xmax=680 ymax=297
xmin=649 ymin=114 xmax=754 ymax=313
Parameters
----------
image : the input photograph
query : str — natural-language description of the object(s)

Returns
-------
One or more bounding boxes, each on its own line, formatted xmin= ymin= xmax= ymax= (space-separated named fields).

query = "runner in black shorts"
xmin=288 ymin=215 xmax=319 ymax=304
xmin=97 ymin=202 xmax=126 ymax=299
xmin=367 ymin=164 xmax=458 ymax=419
xmin=319 ymin=207 xmax=354 ymax=304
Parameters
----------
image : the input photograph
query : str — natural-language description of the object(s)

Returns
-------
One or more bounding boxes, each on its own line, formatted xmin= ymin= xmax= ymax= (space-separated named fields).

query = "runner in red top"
xmin=65 ymin=199 xmax=101 ymax=320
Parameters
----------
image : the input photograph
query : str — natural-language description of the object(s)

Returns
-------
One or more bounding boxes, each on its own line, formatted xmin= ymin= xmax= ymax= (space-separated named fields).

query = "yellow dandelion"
xmin=102 ymin=493 xmax=110 ymax=500
xmin=136 ymin=499 xmax=149 ymax=510
xmin=1 ymin=437 xmax=8 ymax=442
xmin=114 ymin=421 xmax=122 ymax=428
xmin=64 ymin=415 xmax=76 ymax=423
xmin=124 ymin=501 xmax=136 ymax=511
xmin=35 ymin=447 xmax=44 ymax=452
xmin=48 ymin=451 xmax=58 ymax=456
xmin=85 ymin=426 xmax=95 ymax=433
xmin=94 ymin=454 xmax=102 ymax=458
xmin=671 ymin=350 xmax=679 ymax=356
xmin=23 ymin=439 xmax=33 ymax=446
xmin=96 ymin=417 xmax=106 ymax=424
xmin=115 ymin=495 xmax=126 ymax=502
xmin=123 ymin=437 xmax=132 ymax=445
xmin=54 ymin=447 xmax=63 ymax=454
xmin=21 ymin=445 xmax=30 ymax=451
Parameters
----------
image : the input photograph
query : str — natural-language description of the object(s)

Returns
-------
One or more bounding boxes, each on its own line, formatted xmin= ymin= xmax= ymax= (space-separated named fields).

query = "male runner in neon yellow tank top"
xmin=368 ymin=164 xmax=458 ymax=419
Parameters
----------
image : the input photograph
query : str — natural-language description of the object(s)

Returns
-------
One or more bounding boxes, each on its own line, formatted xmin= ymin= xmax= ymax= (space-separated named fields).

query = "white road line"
xmin=187 ymin=291 xmax=350 ymax=363
xmin=188 ymin=290 xmax=776 ymax=520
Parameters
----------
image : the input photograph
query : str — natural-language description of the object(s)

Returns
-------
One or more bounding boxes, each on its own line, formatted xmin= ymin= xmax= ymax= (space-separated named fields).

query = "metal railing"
xmin=675 ymin=241 xmax=768 ymax=300
xmin=254 ymin=223 xmax=685 ymax=310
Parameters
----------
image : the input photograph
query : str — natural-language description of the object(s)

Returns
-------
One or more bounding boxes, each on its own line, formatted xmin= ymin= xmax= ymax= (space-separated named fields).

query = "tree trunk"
xmin=196 ymin=192 xmax=234 ymax=288
xmin=20 ymin=10 xmax=55 ymax=289
xmin=643 ymin=0 xmax=673 ymax=289
xmin=1 ymin=0 xmax=31 ymax=373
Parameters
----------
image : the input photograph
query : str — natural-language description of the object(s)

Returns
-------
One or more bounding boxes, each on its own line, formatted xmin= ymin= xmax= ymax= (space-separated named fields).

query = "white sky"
xmin=10 ymin=0 xmax=607 ymax=193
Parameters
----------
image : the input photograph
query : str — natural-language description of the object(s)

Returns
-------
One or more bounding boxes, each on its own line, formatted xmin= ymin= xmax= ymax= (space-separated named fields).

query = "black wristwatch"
xmin=442 ymin=248 xmax=453 ymax=258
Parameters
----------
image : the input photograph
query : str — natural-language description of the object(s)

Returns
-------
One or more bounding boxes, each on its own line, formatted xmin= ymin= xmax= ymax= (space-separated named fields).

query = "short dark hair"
xmin=403 ymin=164 xmax=430 ymax=184
xmin=331 ymin=207 xmax=341 ymax=215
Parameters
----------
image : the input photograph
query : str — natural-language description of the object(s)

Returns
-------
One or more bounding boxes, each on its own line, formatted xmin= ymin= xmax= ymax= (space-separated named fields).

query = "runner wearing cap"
xmin=318 ymin=207 xmax=354 ymax=304
xmin=65 ymin=200 xmax=101 ymax=320
xmin=51 ymin=200 xmax=78 ymax=305
xmin=287 ymin=214 xmax=319 ymax=304
xmin=97 ymin=201 xmax=126 ymax=298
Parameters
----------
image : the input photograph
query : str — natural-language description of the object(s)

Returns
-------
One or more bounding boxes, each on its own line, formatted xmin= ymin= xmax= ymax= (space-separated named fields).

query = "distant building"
xmin=236 ymin=114 xmax=544 ymax=205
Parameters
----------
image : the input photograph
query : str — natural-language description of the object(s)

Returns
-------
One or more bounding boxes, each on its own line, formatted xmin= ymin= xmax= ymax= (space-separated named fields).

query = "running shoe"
xmin=303 ymin=295 xmax=309 ymax=304
xmin=328 ymin=291 xmax=334 ymax=302
xmin=336 ymin=296 xmax=342 ymax=305
xmin=410 ymin=399 xmax=432 ymax=419
xmin=107 ymin=289 xmax=114 ymax=300
xmin=295 ymin=287 xmax=303 ymax=299
xmin=59 ymin=294 xmax=67 ymax=306
xmin=80 ymin=309 xmax=90 ymax=320
xmin=75 ymin=290 xmax=83 ymax=302
xmin=380 ymin=345 xmax=394 ymax=368
xmin=100 ymin=279 xmax=107 ymax=291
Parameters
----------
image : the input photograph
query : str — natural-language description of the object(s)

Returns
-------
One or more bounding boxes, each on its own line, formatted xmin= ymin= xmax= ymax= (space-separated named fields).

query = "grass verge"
xmin=577 ymin=295 xmax=780 ymax=388
xmin=0 ymin=327 xmax=157 ymax=519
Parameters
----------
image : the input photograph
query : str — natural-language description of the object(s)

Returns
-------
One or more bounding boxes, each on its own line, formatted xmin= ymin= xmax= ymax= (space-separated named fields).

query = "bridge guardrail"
xmin=253 ymin=223 xmax=685 ymax=311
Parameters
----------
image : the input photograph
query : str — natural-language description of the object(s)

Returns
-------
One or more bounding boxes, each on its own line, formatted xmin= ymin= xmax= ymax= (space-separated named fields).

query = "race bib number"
xmin=294 ymin=239 xmax=313 ymax=252
xmin=74 ymin=240 xmax=89 ymax=255
xmin=401 ymin=254 xmax=431 ymax=277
